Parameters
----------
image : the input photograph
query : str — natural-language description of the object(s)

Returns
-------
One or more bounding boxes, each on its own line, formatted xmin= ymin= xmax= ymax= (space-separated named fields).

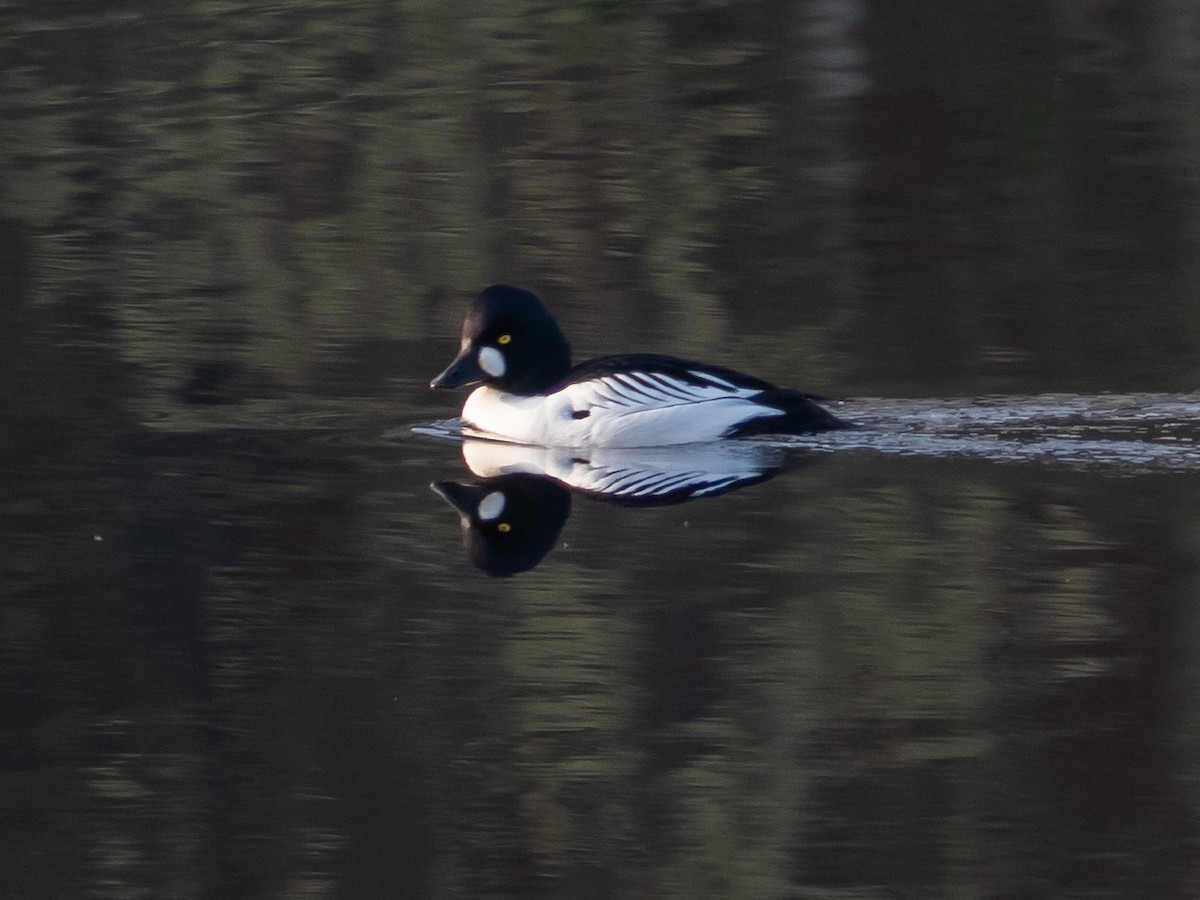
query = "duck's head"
xmin=430 ymin=285 xmax=572 ymax=395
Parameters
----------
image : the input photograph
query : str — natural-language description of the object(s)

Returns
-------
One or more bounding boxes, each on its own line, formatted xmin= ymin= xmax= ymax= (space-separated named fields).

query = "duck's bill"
xmin=430 ymin=349 xmax=485 ymax=390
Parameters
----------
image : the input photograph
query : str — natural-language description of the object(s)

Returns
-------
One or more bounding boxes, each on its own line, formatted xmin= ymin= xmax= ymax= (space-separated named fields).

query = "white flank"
xmin=461 ymin=371 xmax=766 ymax=448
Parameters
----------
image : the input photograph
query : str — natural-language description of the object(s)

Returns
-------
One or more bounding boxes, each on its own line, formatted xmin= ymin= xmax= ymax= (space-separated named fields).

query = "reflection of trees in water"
xmin=5 ymin=420 xmax=1199 ymax=895
xmin=1 ymin=1 xmax=1198 ymax=408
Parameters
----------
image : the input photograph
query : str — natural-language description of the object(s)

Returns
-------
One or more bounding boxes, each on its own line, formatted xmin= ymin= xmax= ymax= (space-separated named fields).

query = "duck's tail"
xmin=729 ymin=389 xmax=853 ymax=437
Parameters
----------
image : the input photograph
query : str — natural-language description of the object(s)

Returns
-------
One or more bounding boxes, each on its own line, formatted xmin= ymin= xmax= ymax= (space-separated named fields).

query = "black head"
xmin=429 ymin=285 xmax=572 ymax=395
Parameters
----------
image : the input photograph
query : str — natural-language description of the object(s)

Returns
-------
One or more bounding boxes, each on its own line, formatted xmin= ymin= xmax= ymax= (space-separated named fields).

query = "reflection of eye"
xmin=497 ymin=522 xmax=512 ymax=533
xmin=497 ymin=334 xmax=512 ymax=345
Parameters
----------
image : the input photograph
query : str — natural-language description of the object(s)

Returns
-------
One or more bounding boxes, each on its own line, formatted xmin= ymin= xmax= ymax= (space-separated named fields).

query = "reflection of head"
xmin=431 ymin=476 xmax=571 ymax=577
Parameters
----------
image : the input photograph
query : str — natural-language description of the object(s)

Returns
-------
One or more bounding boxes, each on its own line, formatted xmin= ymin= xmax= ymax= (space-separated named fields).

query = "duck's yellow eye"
xmin=497 ymin=522 xmax=512 ymax=533
xmin=497 ymin=334 xmax=512 ymax=345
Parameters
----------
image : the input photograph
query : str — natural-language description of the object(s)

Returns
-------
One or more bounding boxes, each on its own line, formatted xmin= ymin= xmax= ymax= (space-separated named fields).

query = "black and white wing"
xmin=555 ymin=355 xmax=845 ymax=440
xmin=560 ymin=355 xmax=770 ymax=412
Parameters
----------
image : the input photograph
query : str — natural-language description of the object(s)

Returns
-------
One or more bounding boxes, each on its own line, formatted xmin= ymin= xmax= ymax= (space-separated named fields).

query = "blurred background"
xmin=2 ymin=2 xmax=1200 ymax=898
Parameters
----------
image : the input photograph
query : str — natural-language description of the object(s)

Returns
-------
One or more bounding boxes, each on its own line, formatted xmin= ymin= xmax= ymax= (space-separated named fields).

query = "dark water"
xmin=3 ymin=2 xmax=1200 ymax=898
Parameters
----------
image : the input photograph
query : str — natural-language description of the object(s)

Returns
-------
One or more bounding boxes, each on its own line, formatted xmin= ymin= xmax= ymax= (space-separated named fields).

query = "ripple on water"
xmin=777 ymin=392 xmax=1200 ymax=475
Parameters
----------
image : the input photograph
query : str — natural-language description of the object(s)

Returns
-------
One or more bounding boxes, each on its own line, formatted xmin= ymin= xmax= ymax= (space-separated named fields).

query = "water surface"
xmin=3 ymin=2 xmax=1200 ymax=898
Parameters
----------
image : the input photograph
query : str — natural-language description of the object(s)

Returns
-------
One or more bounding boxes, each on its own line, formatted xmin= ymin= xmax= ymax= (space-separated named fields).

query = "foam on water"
xmin=774 ymin=392 xmax=1200 ymax=474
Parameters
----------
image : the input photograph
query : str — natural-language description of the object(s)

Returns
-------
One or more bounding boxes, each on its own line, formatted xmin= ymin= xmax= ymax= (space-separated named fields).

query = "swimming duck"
xmin=430 ymin=284 xmax=847 ymax=447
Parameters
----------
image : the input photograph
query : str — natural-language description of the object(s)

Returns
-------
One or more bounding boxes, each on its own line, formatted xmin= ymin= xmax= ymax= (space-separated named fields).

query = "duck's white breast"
xmin=460 ymin=387 xmax=569 ymax=445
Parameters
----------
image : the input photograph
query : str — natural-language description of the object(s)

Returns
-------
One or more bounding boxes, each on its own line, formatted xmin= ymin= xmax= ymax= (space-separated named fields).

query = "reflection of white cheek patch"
xmin=477 ymin=491 xmax=507 ymax=521
xmin=478 ymin=346 xmax=506 ymax=377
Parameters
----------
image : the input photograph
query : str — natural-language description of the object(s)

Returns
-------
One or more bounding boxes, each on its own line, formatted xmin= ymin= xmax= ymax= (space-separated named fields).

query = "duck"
xmin=429 ymin=284 xmax=848 ymax=448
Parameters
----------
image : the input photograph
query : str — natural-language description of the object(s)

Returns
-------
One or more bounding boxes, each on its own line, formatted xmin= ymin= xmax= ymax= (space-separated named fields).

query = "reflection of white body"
xmin=460 ymin=438 xmax=785 ymax=501
xmin=461 ymin=374 xmax=776 ymax=449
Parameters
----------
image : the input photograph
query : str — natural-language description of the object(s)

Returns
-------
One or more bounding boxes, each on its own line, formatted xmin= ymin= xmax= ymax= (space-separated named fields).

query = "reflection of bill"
xmin=432 ymin=439 xmax=798 ymax=576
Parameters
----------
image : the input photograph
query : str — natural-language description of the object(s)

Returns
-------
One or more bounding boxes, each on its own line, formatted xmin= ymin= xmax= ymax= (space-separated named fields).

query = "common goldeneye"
xmin=430 ymin=284 xmax=848 ymax=447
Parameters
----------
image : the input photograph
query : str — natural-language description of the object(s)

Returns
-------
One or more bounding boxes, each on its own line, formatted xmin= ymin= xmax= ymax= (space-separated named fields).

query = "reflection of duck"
xmin=432 ymin=439 xmax=795 ymax=575
xmin=431 ymin=477 xmax=570 ymax=577
xmin=457 ymin=438 xmax=788 ymax=504
xmin=430 ymin=284 xmax=847 ymax=447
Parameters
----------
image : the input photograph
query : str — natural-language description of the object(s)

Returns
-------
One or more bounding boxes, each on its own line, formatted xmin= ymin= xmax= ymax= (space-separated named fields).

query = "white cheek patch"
xmin=477 ymin=491 xmax=507 ymax=521
xmin=478 ymin=346 xmax=506 ymax=378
